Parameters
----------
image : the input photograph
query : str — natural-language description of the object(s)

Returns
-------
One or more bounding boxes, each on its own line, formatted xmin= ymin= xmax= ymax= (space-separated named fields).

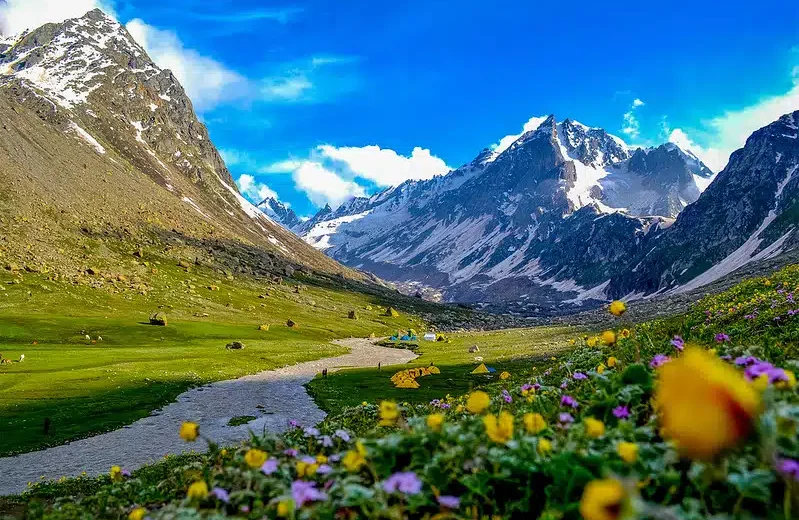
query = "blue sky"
xmin=5 ymin=0 xmax=799 ymax=217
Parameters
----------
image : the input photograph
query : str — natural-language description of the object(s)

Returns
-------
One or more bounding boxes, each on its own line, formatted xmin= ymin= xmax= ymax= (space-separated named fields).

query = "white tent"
xmin=423 ymin=332 xmax=437 ymax=341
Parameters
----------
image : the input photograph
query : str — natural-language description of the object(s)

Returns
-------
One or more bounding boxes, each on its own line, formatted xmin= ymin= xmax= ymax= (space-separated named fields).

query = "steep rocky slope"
xmin=0 ymin=9 xmax=356 ymax=285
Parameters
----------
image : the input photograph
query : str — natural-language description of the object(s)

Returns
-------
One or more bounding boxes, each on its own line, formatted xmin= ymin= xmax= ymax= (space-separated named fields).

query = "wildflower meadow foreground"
xmin=14 ymin=266 xmax=799 ymax=519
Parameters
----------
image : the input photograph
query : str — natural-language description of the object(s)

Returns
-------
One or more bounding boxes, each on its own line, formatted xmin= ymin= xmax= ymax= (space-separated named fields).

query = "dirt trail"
xmin=0 ymin=338 xmax=416 ymax=496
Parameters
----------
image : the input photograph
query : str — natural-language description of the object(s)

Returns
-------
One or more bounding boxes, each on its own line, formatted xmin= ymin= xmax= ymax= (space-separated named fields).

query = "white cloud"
xmin=292 ymin=162 xmax=366 ymax=208
xmin=125 ymin=19 xmax=247 ymax=111
xmin=316 ymin=145 xmax=451 ymax=186
xmin=261 ymin=76 xmax=313 ymax=101
xmin=0 ymin=0 xmax=116 ymax=36
xmin=492 ymin=116 xmax=548 ymax=154
xmin=667 ymin=67 xmax=799 ymax=173
xmin=236 ymin=173 xmax=278 ymax=202
xmin=621 ymin=98 xmax=644 ymax=139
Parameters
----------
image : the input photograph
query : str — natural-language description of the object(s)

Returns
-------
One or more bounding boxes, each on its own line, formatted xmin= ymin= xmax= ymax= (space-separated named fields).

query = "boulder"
xmin=225 ymin=341 xmax=245 ymax=350
xmin=385 ymin=307 xmax=400 ymax=317
xmin=348 ymin=310 xmax=358 ymax=320
xmin=468 ymin=345 xmax=480 ymax=353
xmin=286 ymin=319 xmax=297 ymax=328
xmin=149 ymin=312 xmax=167 ymax=326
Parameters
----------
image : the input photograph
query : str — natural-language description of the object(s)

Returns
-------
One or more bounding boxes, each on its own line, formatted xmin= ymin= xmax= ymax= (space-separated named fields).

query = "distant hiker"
xmin=19 ymin=354 xmax=24 ymax=362
xmin=322 ymin=368 xmax=328 ymax=379
xmin=378 ymin=362 xmax=382 ymax=371
xmin=43 ymin=417 xmax=51 ymax=436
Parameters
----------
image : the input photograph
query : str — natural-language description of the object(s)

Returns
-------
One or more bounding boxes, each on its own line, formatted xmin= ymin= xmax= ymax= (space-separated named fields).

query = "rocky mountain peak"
xmin=257 ymin=197 xmax=301 ymax=230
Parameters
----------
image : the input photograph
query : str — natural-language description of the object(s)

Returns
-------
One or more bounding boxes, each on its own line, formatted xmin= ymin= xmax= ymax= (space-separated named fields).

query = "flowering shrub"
xmin=19 ymin=267 xmax=799 ymax=519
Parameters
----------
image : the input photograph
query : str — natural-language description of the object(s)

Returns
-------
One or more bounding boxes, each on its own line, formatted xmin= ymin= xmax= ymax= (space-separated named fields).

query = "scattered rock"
xmin=348 ymin=310 xmax=358 ymax=320
xmin=86 ymin=267 xmax=99 ymax=275
xmin=208 ymin=285 xmax=219 ymax=291
xmin=178 ymin=260 xmax=191 ymax=269
xmin=468 ymin=345 xmax=480 ymax=353
xmin=225 ymin=341 xmax=245 ymax=350
xmin=385 ymin=307 xmax=400 ymax=318
xmin=149 ymin=312 xmax=167 ymax=326
xmin=286 ymin=319 xmax=297 ymax=328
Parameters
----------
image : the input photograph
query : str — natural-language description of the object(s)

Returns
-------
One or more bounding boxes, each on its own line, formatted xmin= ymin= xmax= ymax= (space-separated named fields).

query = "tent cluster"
xmin=390 ymin=329 xmax=418 ymax=341
xmin=391 ymin=365 xmax=441 ymax=388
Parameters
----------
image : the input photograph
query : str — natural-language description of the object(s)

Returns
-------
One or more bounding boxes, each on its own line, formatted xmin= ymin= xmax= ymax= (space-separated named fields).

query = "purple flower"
xmin=301 ymin=456 xmax=316 ymax=465
xmin=382 ymin=472 xmax=423 ymax=495
xmin=210 ymin=487 xmax=230 ymax=503
xmin=261 ymin=458 xmax=279 ymax=475
xmin=560 ymin=395 xmax=578 ymax=408
xmin=520 ymin=383 xmax=534 ymax=392
xmin=612 ymin=405 xmax=630 ymax=419
xmin=573 ymin=372 xmax=588 ymax=380
xmin=744 ymin=361 xmax=775 ymax=380
xmin=316 ymin=464 xmax=333 ymax=475
xmin=502 ymin=389 xmax=513 ymax=403
xmin=735 ymin=355 xmax=758 ymax=367
xmin=437 ymin=495 xmax=461 ymax=508
xmin=558 ymin=412 xmax=575 ymax=426
xmin=328 ymin=453 xmax=341 ymax=463
xmin=334 ymin=429 xmax=351 ymax=442
xmin=291 ymin=480 xmax=327 ymax=506
xmin=319 ymin=435 xmax=333 ymax=447
xmin=303 ymin=427 xmax=320 ymax=438
xmin=776 ymin=458 xmax=799 ymax=481
xmin=283 ymin=448 xmax=298 ymax=458
xmin=533 ymin=383 xmax=541 ymax=390
xmin=670 ymin=335 xmax=684 ymax=351
xmin=240 ymin=506 xmax=250 ymax=513
xmin=560 ymin=381 xmax=569 ymax=389
xmin=288 ymin=419 xmax=300 ymax=428
xmin=714 ymin=333 xmax=730 ymax=343
xmin=649 ymin=354 xmax=671 ymax=368
xmin=121 ymin=469 xmax=131 ymax=477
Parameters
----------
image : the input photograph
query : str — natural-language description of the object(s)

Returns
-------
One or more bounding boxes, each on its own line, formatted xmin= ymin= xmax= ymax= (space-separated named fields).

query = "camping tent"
xmin=471 ymin=363 xmax=490 ymax=374
xmin=423 ymin=333 xmax=436 ymax=341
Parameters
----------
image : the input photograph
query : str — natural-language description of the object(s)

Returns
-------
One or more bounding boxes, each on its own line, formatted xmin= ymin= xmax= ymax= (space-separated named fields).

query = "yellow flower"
xmin=128 ymin=508 xmax=146 ymax=520
xmin=296 ymin=461 xmax=318 ymax=477
xmin=244 ymin=448 xmax=268 ymax=468
xmin=655 ymin=348 xmax=761 ymax=460
xmin=179 ymin=422 xmax=199 ymax=442
xmin=601 ymin=330 xmax=617 ymax=345
xmin=607 ymin=357 xmax=618 ymax=368
xmin=427 ymin=413 xmax=445 ymax=432
xmin=609 ymin=300 xmax=627 ymax=317
xmin=620 ymin=329 xmax=631 ymax=339
xmin=466 ymin=391 xmax=491 ymax=414
xmin=342 ymin=441 xmax=367 ymax=471
xmin=584 ymin=417 xmax=605 ymax=438
xmin=776 ymin=370 xmax=796 ymax=390
xmin=537 ymin=438 xmax=552 ymax=455
xmin=187 ymin=481 xmax=209 ymax=500
xmin=616 ymin=442 xmax=639 ymax=464
xmin=277 ymin=499 xmax=293 ymax=517
xmin=483 ymin=411 xmax=514 ymax=443
xmin=316 ymin=454 xmax=328 ymax=464
xmin=579 ymin=479 xmax=629 ymax=520
xmin=523 ymin=412 xmax=546 ymax=434
xmin=587 ymin=336 xmax=599 ymax=348
xmin=499 ymin=371 xmax=511 ymax=380
xmin=379 ymin=401 xmax=399 ymax=426
xmin=361 ymin=401 xmax=368 ymax=406
xmin=110 ymin=465 xmax=123 ymax=483
xmin=597 ymin=363 xmax=606 ymax=374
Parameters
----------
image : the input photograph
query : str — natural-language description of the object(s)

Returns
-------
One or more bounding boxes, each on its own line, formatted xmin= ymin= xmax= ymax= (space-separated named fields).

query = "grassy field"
xmin=0 ymin=256 xmax=423 ymax=456
xmin=307 ymin=325 xmax=581 ymax=413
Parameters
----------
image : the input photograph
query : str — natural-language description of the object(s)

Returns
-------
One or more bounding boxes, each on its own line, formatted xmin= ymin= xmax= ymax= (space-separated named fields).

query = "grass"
xmin=0 ymin=254 xmax=424 ymax=456
xmin=227 ymin=415 xmax=257 ymax=427
xmin=307 ymin=325 xmax=580 ymax=414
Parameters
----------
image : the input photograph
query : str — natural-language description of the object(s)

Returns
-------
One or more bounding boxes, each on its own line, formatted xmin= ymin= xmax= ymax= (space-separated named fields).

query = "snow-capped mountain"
xmin=258 ymin=197 xmax=301 ymax=230
xmin=0 ymin=9 xmax=358 ymax=278
xmin=607 ymin=110 xmax=799 ymax=299
xmin=294 ymin=115 xmax=717 ymax=307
